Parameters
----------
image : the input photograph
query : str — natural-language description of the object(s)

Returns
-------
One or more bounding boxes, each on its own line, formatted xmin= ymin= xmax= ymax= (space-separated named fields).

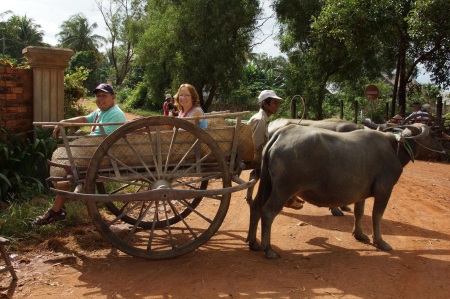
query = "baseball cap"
xmin=165 ymin=93 xmax=173 ymax=100
xmin=93 ymin=83 xmax=115 ymax=94
xmin=258 ymin=90 xmax=283 ymax=104
xmin=412 ymin=102 xmax=421 ymax=108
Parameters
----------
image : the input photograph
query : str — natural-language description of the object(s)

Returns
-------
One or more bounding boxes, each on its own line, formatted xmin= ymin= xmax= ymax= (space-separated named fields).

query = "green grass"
xmin=0 ymin=195 xmax=91 ymax=248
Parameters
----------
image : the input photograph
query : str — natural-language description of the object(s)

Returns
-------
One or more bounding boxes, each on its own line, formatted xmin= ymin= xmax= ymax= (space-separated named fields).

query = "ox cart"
xmin=34 ymin=112 xmax=257 ymax=260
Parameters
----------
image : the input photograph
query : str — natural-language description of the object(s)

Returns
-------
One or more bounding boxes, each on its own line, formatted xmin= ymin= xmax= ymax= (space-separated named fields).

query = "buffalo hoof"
xmin=353 ymin=232 xmax=370 ymax=242
xmin=330 ymin=207 xmax=344 ymax=216
xmin=340 ymin=206 xmax=351 ymax=212
xmin=375 ymin=240 xmax=393 ymax=251
xmin=264 ymin=248 xmax=281 ymax=259
xmin=248 ymin=241 xmax=262 ymax=251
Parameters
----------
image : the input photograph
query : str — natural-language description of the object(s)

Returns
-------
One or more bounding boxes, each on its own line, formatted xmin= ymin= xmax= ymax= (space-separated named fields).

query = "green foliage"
xmin=64 ymin=67 xmax=90 ymax=119
xmin=0 ymin=14 xmax=46 ymax=61
xmin=56 ymin=13 xmax=105 ymax=52
xmin=136 ymin=0 xmax=261 ymax=111
xmin=68 ymin=51 xmax=107 ymax=91
xmin=275 ymin=0 xmax=450 ymax=118
xmin=443 ymin=113 xmax=450 ymax=131
xmin=123 ymin=82 xmax=158 ymax=111
xmin=0 ymin=127 xmax=57 ymax=202
xmin=0 ymin=55 xmax=29 ymax=68
xmin=225 ymin=54 xmax=288 ymax=104
xmin=115 ymin=87 xmax=133 ymax=104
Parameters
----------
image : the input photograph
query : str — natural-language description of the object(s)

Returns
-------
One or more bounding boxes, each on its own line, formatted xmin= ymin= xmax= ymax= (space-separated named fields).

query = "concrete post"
xmin=22 ymin=46 xmax=74 ymax=122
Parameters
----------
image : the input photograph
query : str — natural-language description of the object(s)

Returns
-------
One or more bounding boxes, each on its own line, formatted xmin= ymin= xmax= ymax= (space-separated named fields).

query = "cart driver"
xmin=247 ymin=90 xmax=305 ymax=210
xmin=33 ymin=83 xmax=126 ymax=225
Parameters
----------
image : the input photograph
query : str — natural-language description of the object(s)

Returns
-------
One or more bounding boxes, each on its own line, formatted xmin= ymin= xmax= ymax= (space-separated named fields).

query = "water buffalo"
xmin=247 ymin=123 xmax=429 ymax=259
xmin=246 ymin=118 xmax=364 ymax=216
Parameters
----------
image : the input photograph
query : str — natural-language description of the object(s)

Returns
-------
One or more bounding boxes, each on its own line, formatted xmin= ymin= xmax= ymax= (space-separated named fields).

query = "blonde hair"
xmin=174 ymin=83 xmax=200 ymax=111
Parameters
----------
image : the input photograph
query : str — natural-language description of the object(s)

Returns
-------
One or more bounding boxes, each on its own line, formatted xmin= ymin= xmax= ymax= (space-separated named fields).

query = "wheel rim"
xmin=85 ymin=117 xmax=231 ymax=260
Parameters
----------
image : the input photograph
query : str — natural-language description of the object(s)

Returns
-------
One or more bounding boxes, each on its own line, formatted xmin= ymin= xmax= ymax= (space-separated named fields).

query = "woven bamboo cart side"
xmin=38 ymin=113 xmax=254 ymax=185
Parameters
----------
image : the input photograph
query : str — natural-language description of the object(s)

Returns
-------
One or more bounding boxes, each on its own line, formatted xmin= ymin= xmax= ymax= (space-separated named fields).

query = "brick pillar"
xmin=22 ymin=46 xmax=74 ymax=122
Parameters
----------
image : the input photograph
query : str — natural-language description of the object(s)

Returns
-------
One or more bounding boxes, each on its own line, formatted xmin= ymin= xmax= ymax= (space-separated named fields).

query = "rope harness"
xmin=413 ymin=139 xmax=448 ymax=155
xmin=395 ymin=134 xmax=415 ymax=162
xmin=395 ymin=133 xmax=448 ymax=163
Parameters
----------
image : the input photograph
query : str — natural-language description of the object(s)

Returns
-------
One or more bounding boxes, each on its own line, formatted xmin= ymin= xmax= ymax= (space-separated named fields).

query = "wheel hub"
xmin=152 ymin=179 xmax=171 ymax=190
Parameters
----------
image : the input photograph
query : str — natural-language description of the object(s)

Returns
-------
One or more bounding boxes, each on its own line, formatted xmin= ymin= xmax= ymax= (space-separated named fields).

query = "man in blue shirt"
xmin=34 ymin=83 xmax=126 ymax=225
xmin=53 ymin=83 xmax=126 ymax=137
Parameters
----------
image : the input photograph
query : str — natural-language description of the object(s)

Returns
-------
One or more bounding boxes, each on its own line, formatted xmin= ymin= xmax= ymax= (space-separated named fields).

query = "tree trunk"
xmin=391 ymin=56 xmax=400 ymax=117
xmin=397 ymin=2 xmax=410 ymax=116
xmin=200 ymin=84 xmax=217 ymax=113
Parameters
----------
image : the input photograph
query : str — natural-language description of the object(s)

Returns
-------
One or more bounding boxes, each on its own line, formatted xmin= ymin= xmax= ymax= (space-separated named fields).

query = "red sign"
xmin=365 ymin=85 xmax=379 ymax=100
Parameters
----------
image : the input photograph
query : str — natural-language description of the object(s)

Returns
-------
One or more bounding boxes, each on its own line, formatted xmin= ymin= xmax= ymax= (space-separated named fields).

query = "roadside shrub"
xmin=115 ymin=87 xmax=133 ymax=104
xmin=0 ymin=127 xmax=57 ymax=202
xmin=124 ymin=82 xmax=156 ymax=111
xmin=64 ymin=67 xmax=90 ymax=119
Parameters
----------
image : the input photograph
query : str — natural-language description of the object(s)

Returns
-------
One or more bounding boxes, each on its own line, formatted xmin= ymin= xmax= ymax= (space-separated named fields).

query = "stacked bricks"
xmin=0 ymin=67 xmax=33 ymax=138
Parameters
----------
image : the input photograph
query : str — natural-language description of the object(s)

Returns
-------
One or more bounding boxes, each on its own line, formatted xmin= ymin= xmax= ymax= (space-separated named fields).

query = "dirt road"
xmin=1 ymin=160 xmax=449 ymax=298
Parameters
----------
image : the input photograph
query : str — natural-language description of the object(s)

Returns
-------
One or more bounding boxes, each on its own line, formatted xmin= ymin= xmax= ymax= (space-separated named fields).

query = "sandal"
xmin=284 ymin=196 xmax=304 ymax=210
xmin=33 ymin=209 xmax=66 ymax=225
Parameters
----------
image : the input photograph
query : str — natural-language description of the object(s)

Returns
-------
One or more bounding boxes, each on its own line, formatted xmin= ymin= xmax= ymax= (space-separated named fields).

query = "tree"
xmin=135 ymin=0 xmax=261 ymax=112
xmin=95 ymin=0 xmax=145 ymax=87
xmin=0 ymin=15 xmax=45 ymax=60
xmin=56 ymin=13 xmax=105 ymax=52
xmin=68 ymin=51 xmax=108 ymax=91
xmin=275 ymin=0 xmax=450 ymax=117
xmin=226 ymin=53 xmax=287 ymax=105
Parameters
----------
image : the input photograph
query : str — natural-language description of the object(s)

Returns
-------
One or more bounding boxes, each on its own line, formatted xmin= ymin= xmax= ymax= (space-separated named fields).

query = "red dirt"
xmin=1 ymin=160 xmax=449 ymax=299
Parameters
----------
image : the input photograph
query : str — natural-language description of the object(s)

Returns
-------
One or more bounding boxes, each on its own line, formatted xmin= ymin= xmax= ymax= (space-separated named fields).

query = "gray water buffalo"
xmin=247 ymin=123 xmax=429 ymax=259
xmin=247 ymin=118 xmax=364 ymax=216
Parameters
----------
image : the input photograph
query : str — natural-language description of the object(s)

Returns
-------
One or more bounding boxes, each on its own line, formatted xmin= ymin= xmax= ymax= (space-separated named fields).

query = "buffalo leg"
xmin=372 ymin=195 xmax=392 ymax=250
xmin=246 ymin=168 xmax=260 ymax=205
xmin=247 ymin=193 xmax=262 ymax=251
xmin=353 ymin=200 xmax=370 ymax=242
xmin=260 ymin=192 xmax=286 ymax=259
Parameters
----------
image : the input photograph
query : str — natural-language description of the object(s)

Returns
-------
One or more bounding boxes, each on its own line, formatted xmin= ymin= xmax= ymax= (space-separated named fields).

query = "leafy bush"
xmin=124 ymin=82 xmax=159 ymax=111
xmin=115 ymin=87 xmax=133 ymax=104
xmin=64 ymin=67 xmax=90 ymax=119
xmin=0 ymin=127 xmax=57 ymax=202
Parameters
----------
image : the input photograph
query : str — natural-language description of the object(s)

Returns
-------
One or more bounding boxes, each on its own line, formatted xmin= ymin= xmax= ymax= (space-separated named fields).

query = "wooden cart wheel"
xmin=84 ymin=116 xmax=232 ymax=260
xmin=100 ymin=179 xmax=208 ymax=229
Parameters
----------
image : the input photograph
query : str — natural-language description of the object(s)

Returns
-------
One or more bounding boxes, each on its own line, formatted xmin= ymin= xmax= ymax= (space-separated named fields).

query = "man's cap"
xmin=165 ymin=94 xmax=173 ymax=100
xmin=258 ymin=90 xmax=283 ymax=104
xmin=412 ymin=102 xmax=421 ymax=107
xmin=422 ymin=103 xmax=431 ymax=109
xmin=93 ymin=83 xmax=114 ymax=95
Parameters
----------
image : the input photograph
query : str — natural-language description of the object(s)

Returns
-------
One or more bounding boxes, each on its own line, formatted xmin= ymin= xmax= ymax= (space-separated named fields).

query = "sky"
xmin=3 ymin=0 xmax=282 ymax=57
xmin=3 ymin=0 xmax=431 ymax=83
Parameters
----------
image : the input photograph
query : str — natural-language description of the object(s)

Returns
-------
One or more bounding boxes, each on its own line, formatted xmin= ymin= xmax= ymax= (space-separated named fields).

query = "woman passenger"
xmin=173 ymin=83 xmax=207 ymax=128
